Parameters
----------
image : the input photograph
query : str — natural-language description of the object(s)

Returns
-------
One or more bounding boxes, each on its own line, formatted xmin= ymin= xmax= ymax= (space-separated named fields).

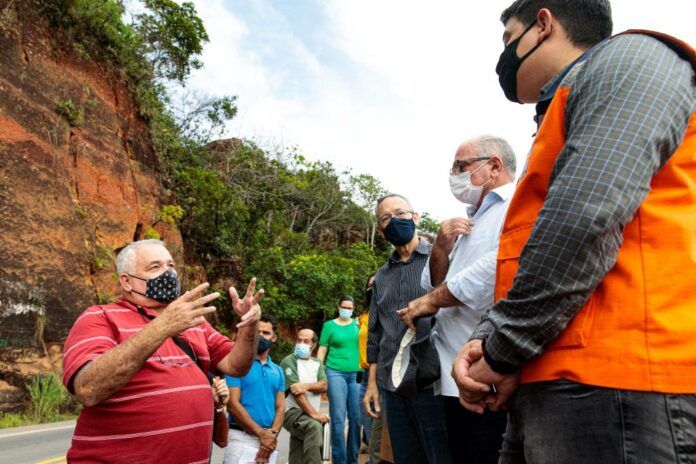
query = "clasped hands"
xmin=255 ymin=428 xmax=277 ymax=463
xmin=452 ymin=339 xmax=519 ymax=414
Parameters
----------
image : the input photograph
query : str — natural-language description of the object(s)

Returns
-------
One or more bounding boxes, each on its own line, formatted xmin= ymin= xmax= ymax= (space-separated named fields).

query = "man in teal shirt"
xmin=225 ymin=315 xmax=285 ymax=464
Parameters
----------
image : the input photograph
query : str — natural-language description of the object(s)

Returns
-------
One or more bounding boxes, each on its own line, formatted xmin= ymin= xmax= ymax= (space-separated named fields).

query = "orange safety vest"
xmin=495 ymin=31 xmax=696 ymax=393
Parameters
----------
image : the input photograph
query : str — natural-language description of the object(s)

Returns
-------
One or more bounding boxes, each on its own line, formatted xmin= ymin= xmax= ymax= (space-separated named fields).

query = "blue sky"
xmin=187 ymin=0 xmax=695 ymax=219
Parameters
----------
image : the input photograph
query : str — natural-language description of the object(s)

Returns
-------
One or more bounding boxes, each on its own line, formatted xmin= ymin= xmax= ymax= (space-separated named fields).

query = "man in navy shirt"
xmin=224 ymin=315 xmax=285 ymax=464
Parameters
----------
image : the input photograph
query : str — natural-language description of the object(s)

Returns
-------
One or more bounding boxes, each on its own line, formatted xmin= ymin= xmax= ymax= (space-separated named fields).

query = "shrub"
xmin=160 ymin=204 xmax=184 ymax=226
xmin=55 ymin=99 xmax=84 ymax=126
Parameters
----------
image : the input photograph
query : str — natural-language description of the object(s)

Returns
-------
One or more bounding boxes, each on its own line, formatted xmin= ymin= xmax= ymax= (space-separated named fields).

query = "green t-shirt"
xmin=319 ymin=319 xmax=360 ymax=372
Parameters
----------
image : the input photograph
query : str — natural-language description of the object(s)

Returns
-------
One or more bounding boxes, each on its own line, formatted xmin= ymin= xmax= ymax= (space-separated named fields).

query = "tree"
xmin=135 ymin=0 xmax=209 ymax=82
xmin=418 ymin=212 xmax=440 ymax=235
xmin=348 ymin=173 xmax=386 ymax=246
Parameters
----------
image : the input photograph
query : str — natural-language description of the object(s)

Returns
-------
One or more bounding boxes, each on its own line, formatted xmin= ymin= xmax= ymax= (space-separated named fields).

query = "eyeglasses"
xmin=378 ymin=209 xmax=414 ymax=229
xmin=450 ymin=157 xmax=491 ymax=176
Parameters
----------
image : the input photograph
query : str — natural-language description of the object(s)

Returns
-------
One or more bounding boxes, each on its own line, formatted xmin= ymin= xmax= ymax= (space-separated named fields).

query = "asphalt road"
xmin=0 ymin=420 xmax=291 ymax=464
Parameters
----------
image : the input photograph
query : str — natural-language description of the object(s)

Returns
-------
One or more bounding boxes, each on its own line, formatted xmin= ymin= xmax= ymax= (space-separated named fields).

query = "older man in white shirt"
xmin=398 ymin=135 xmax=516 ymax=464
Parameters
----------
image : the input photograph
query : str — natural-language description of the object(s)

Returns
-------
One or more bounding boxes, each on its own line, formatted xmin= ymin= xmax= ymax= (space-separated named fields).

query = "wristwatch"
xmin=481 ymin=336 xmax=519 ymax=375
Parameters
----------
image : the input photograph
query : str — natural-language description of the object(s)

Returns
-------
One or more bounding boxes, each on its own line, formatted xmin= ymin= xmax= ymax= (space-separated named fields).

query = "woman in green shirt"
xmin=317 ymin=295 xmax=361 ymax=464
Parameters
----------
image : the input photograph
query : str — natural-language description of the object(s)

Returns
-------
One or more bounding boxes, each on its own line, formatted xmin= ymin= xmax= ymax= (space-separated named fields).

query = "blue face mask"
xmin=339 ymin=308 xmax=354 ymax=320
xmin=294 ymin=343 xmax=311 ymax=359
xmin=383 ymin=218 xmax=416 ymax=246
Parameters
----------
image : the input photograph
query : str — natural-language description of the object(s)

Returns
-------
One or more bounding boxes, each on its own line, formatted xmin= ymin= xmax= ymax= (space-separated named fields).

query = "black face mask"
xmin=257 ymin=335 xmax=273 ymax=354
xmin=129 ymin=268 xmax=180 ymax=304
xmin=496 ymin=21 xmax=544 ymax=103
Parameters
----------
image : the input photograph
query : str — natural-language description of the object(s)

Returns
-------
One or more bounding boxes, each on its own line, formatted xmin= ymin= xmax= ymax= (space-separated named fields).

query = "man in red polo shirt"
xmin=62 ymin=239 xmax=264 ymax=463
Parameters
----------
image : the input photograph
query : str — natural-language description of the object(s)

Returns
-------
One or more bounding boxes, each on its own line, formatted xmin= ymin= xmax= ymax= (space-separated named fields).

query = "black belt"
xmin=229 ymin=423 xmax=244 ymax=431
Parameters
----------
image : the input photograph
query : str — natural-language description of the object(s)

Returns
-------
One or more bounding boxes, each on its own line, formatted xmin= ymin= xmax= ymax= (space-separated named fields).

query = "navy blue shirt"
xmin=226 ymin=356 xmax=285 ymax=428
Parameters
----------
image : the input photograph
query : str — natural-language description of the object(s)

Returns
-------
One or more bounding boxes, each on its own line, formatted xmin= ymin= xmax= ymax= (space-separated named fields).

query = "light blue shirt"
xmin=421 ymin=182 xmax=515 ymax=396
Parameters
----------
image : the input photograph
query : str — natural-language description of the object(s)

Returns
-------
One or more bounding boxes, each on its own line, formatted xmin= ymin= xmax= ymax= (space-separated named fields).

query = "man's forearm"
xmin=304 ymin=380 xmax=327 ymax=394
xmin=367 ymin=363 xmax=378 ymax=386
xmin=271 ymin=399 xmax=285 ymax=433
xmin=219 ymin=322 xmax=258 ymax=376
xmin=229 ymin=400 xmax=264 ymax=436
xmin=425 ymin=283 xmax=462 ymax=309
xmin=293 ymin=392 xmax=320 ymax=417
xmin=429 ymin=246 xmax=451 ymax=287
xmin=73 ymin=322 xmax=168 ymax=407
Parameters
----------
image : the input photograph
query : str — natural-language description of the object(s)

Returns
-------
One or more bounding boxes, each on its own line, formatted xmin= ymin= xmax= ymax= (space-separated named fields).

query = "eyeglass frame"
xmin=377 ymin=208 xmax=415 ymax=229
xmin=449 ymin=157 xmax=491 ymax=176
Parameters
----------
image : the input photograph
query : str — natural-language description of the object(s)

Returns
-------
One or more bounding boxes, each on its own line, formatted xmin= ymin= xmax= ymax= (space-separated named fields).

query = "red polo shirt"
xmin=62 ymin=300 xmax=234 ymax=464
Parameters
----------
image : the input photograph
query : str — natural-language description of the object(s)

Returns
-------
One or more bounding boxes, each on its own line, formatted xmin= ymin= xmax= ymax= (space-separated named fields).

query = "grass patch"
xmin=0 ymin=375 xmax=80 ymax=429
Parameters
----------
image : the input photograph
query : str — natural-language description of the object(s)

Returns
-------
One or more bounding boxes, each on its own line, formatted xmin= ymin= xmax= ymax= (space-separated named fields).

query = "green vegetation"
xmin=143 ymin=226 xmax=161 ymax=240
xmin=55 ymin=99 xmax=84 ymax=126
xmin=419 ymin=212 xmax=441 ymax=235
xmin=160 ymin=204 xmax=185 ymax=226
xmin=0 ymin=375 xmax=80 ymax=429
xmin=96 ymin=291 xmax=112 ymax=304
xmin=91 ymin=245 xmax=114 ymax=272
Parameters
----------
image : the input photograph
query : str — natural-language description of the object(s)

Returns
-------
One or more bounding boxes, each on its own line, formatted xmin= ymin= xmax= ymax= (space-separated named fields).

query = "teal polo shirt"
xmin=226 ymin=356 xmax=285 ymax=429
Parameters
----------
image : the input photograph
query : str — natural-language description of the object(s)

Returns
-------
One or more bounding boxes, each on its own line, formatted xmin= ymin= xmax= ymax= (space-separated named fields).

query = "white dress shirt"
xmin=421 ymin=182 xmax=515 ymax=397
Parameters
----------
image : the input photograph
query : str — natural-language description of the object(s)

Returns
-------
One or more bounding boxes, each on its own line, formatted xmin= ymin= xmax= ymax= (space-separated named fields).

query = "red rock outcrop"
xmin=0 ymin=0 xmax=182 ymax=371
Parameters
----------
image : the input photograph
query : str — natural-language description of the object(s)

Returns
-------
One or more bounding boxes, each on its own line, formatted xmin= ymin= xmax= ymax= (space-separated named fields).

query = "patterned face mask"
xmin=128 ymin=268 xmax=180 ymax=303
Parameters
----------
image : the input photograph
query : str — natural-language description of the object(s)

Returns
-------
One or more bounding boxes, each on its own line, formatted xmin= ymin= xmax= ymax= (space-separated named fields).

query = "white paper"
xmin=239 ymin=444 xmax=278 ymax=464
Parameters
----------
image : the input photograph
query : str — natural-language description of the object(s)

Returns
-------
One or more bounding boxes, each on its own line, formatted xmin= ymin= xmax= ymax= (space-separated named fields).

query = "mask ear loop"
xmin=126 ymin=274 xmax=149 ymax=298
xmin=517 ymin=21 xmax=545 ymax=62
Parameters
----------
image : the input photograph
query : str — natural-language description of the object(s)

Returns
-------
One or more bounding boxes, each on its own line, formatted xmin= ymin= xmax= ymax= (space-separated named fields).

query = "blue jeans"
xmin=326 ymin=367 xmax=361 ymax=464
xmin=360 ymin=370 xmax=374 ymax=445
xmin=382 ymin=387 xmax=452 ymax=464
xmin=501 ymin=379 xmax=696 ymax=463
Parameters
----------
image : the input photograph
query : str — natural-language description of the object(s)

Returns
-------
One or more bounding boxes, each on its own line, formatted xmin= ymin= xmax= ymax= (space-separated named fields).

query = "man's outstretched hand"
xmin=156 ymin=283 xmax=220 ymax=337
xmin=229 ymin=277 xmax=264 ymax=329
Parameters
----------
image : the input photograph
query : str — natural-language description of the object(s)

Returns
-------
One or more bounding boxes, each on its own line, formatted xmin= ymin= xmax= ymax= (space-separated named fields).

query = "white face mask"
xmin=449 ymin=160 xmax=493 ymax=205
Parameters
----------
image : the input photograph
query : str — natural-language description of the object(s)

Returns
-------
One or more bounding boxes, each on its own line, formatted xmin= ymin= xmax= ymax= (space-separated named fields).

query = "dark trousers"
xmin=501 ymin=379 xmax=696 ymax=464
xmin=442 ymin=395 xmax=507 ymax=464
xmin=382 ymin=387 xmax=451 ymax=464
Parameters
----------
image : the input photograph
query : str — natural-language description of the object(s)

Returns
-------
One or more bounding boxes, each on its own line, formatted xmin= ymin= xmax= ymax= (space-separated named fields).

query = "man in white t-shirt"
xmin=281 ymin=328 xmax=329 ymax=464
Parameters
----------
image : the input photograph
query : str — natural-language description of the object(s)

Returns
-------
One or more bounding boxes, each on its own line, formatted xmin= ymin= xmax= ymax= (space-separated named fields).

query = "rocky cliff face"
xmin=0 ymin=1 xmax=182 ymax=389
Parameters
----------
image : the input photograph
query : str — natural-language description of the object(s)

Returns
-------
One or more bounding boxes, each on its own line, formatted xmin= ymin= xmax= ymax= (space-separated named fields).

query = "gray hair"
xmin=374 ymin=193 xmax=413 ymax=218
xmin=115 ymin=239 xmax=166 ymax=275
xmin=474 ymin=135 xmax=517 ymax=176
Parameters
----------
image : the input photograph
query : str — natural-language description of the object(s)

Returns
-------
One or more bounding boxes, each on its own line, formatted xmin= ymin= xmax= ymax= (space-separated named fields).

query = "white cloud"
xmin=187 ymin=0 xmax=695 ymax=219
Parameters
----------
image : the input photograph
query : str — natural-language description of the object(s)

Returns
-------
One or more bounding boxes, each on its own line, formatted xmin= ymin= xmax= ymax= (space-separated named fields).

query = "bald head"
xmin=297 ymin=328 xmax=318 ymax=346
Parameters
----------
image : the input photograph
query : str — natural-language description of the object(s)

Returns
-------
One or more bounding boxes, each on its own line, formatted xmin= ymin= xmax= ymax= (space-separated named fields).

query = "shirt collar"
xmin=535 ymin=43 xmax=600 ymax=120
xmin=388 ymin=238 xmax=430 ymax=264
xmin=119 ymin=298 xmax=158 ymax=317
xmin=255 ymin=355 xmax=274 ymax=366
xmin=466 ymin=182 xmax=515 ymax=217
xmin=538 ymin=47 xmax=593 ymax=101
